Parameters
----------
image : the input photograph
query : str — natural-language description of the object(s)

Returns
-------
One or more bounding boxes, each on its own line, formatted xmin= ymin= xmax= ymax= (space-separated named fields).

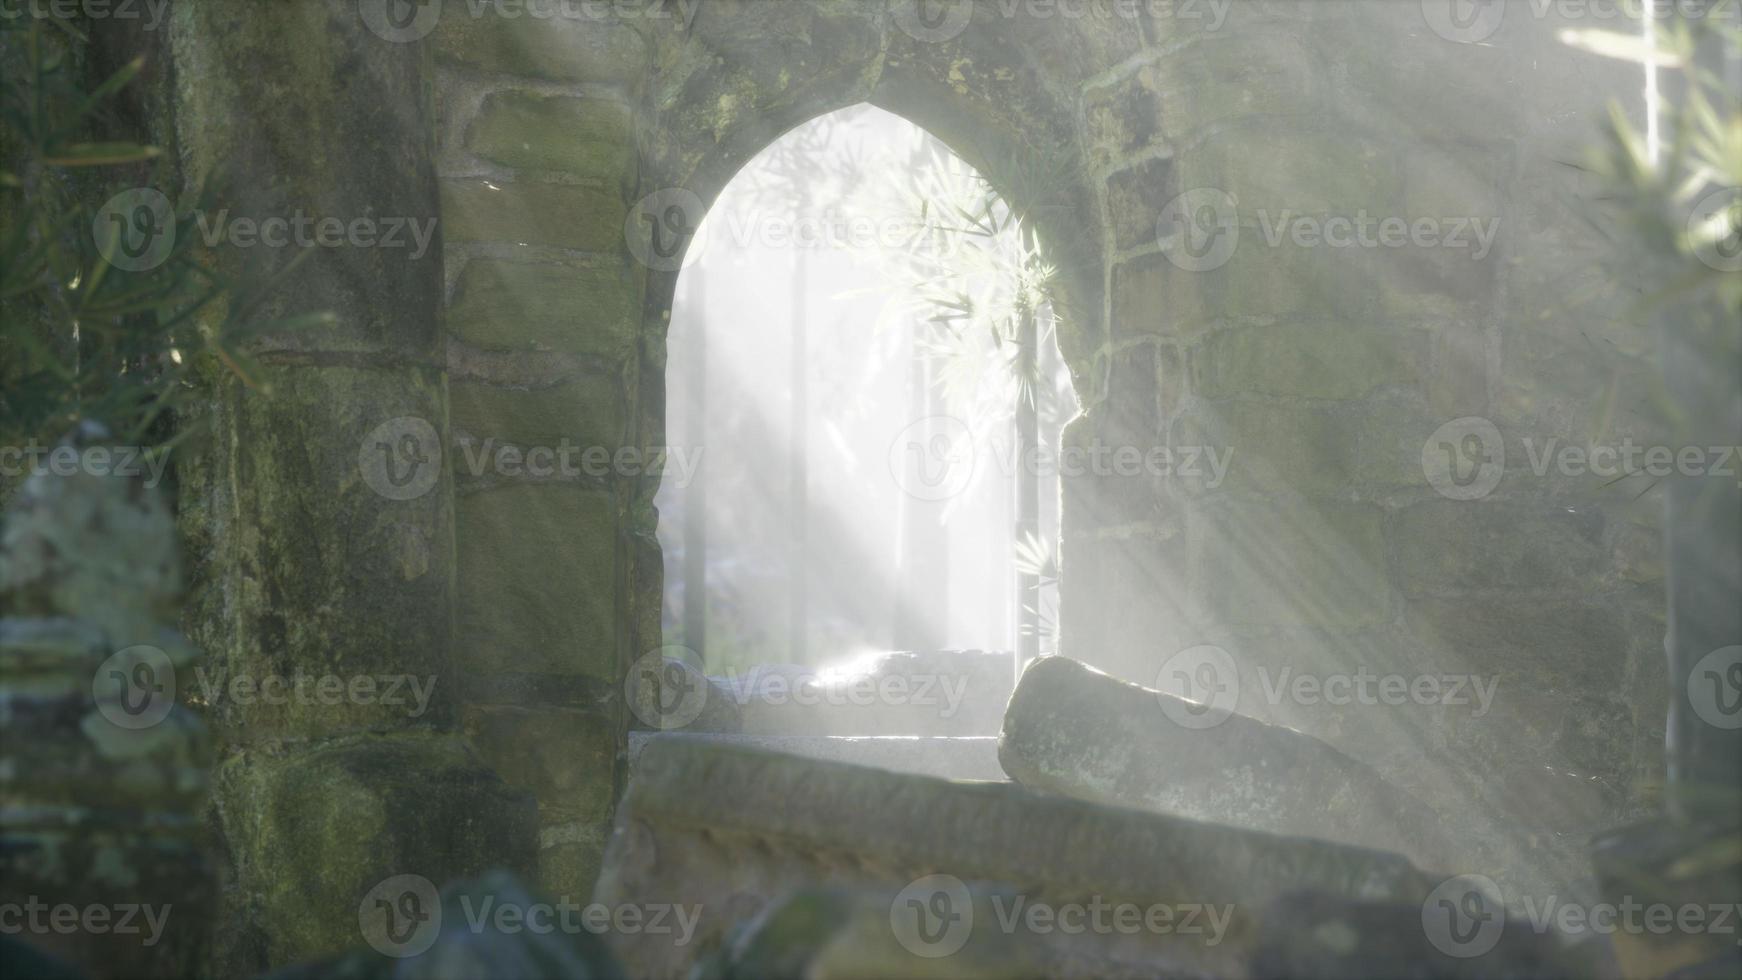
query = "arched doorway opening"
xmin=656 ymin=104 xmax=1077 ymax=680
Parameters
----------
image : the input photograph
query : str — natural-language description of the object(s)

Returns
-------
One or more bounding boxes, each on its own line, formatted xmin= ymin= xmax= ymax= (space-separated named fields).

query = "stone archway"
xmin=159 ymin=2 xmax=1681 ymax=970
xmin=433 ymin=0 xmax=1129 ymax=909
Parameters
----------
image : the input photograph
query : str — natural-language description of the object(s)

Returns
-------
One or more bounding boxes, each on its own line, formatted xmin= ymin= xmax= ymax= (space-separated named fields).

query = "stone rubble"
xmin=592 ymin=737 xmax=1433 ymax=979
xmin=998 ymin=656 xmax=1461 ymax=869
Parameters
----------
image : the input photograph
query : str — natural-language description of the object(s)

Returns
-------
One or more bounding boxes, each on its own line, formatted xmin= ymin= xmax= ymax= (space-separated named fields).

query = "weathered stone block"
xmin=1104 ymin=155 xmax=1174 ymax=253
xmin=442 ymin=178 xmax=626 ymax=253
xmin=1347 ymin=396 xmax=1440 ymax=489
xmin=448 ymin=256 xmax=640 ymax=361
xmin=1171 ymin=400 xmax=1354 ymax=497
xmin=1194 ymin=324 xmax=1428 ymax=401
xmin=594 ymin=738 xmax=1430 ymax=979
xmin=1195 ymin=498 xmax=1392 ymax=630
xmin=454 ymin=485 xmax=617 ymax=679
xmin=184 ymin=364 xmax=458 ymax=741
xmin=467 ymin=92 xmax=635 ymax=179
xmin=999 ymin=657 xmax=1457 ymax=869
xmin=1173 ymin=125 xmax=1402 ymax=220
xmin=462 ymin=704 xmax=618 ymax=824
xmin=214 ymin=734 xmax=538 ymax=966
xmin=449 ymin=376 xmax=625 ymax=454
xmin=1083 ymin=74 xmax=1162 ymax=171
xmin=431 ymin=0 xmax=649 ymax=84
xmin=1391 ymin=500 xmax=1607 ymax=596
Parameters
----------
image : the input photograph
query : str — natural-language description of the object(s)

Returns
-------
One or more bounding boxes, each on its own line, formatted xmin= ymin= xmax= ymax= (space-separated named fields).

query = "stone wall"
xmin=136 ymin=1 xmax=1681 ymax=968
xmin=419 ymin=0 xmax=1669 ymax=895
xmin=1058 ymin=0 xmax=1668 ymax=831
xmin=429 ymin=0 xmax=651 ymax=902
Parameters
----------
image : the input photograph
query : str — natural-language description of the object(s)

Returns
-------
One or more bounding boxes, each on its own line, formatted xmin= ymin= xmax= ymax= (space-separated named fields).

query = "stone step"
xmin=627 ymin=732 xmax=1006 ymax=782
xmin=594 ymin=738 xmax=1433 ymax=979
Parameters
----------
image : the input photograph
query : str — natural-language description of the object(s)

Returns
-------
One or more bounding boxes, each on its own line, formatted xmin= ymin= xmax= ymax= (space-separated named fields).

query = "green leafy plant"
xmin=0 ymin=19 xmax=328 ymax=462
xmin=1563 ymin=16 xmax=1742 ymax=319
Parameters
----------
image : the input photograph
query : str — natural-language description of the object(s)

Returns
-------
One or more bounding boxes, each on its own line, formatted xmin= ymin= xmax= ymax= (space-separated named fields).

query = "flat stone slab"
xmin=998 ymin=656 xmax=1459 ymax=870
xmin=594 ymin=738 xmax=1432 ymax=979
xmin=628 ymin=732 xmax=1006 ymax=782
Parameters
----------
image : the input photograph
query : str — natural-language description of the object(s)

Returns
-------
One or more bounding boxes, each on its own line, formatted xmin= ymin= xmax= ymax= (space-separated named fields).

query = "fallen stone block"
xmin=998 ymin=656 xmax=1460 ymax=869
xmin=593 ymin=738 xmax=1432 ymax=979
xmin=627 ymin=732 xmax=1006 ymax=782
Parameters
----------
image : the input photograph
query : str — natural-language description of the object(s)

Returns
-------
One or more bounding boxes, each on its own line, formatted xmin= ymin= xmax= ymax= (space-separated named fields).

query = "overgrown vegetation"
xmin=0 ymin=18 xmax=326 ymax=466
